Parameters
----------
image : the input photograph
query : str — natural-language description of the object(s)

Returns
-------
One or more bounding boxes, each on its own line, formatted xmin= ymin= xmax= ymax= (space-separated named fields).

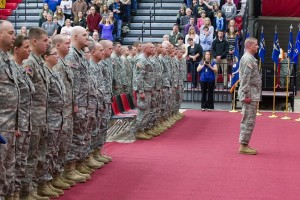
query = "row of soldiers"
xmin=0 ymin=19 xmax=187 ymax=200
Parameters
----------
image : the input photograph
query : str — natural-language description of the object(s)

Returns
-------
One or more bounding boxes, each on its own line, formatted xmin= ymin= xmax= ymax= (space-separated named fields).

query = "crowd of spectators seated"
xmin=31 ymin=0 xmax=138 ymax=42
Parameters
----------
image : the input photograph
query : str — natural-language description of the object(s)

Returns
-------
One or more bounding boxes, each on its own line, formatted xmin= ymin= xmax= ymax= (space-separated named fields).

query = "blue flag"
xmin=293 ymin=30 xmax=300 ymax=64
xmin=287 ymin=29 xmax=294 ymax=59
xmin=272 ymin=31 xmax=280 ymax=65
xmin=258 ymin=31 xmax=266 ymax=63
xmin=230 ymin=36 xmax=240 ymax=93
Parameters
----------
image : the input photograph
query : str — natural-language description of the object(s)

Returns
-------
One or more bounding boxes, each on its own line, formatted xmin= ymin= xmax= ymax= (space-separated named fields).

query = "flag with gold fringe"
xmin=230 ymin=35 xmax=240 ymax=93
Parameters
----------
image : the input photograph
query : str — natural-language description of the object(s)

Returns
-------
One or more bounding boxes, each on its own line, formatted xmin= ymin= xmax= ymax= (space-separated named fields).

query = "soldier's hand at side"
xmin=74 ymin=105 xmax=79 ymax=113
xmin=123 ymin=85 xmax=126 ymax=89
xmin=140 ymin=92 xmax=145 ymax=99
xmin=114 ymin=86 xmax=119 ymax=90
xmin=15 ymin=130 xmax=21 ymax=138
xmin=244 ymin=97 xmax=251 ymax=104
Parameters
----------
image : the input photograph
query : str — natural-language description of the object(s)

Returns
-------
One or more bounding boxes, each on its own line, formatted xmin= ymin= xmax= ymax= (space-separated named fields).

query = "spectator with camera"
xmin=197 ymin=51 xmax=217 ymax=111
xmin=109 ymin=0 xmax=124 ymax=38
xmin=99 ymin=16 xmax=114 ymax=41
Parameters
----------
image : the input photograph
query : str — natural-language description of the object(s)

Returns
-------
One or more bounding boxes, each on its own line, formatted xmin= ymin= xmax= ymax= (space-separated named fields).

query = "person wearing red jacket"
xmin=87 ymin=6 xmax=102 ymax=34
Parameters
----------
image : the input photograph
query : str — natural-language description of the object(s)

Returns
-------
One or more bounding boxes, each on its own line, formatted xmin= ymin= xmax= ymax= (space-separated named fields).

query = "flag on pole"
xmin=230 ymin=35 xmax=240 ymax=93
xmin=293 ymin=29 xmax=300 ymax=64
xmin=258 ymin=27 xmax=266 ymax=63
xmin=287 ymin=25 xmax=294 ymax=59
xmin=272 ymin=28 xmax=280 ymax=66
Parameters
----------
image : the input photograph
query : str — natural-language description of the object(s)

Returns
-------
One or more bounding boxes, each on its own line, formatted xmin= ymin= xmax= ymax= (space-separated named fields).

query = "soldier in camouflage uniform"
xmin=64 ymin=26 xmax=89 ymax=183
xmin=11 ymin=35 xmax=35 ymax=200
xmin=177 ymin=46 xmax=187 ymax=119
xmin=135 ymin=43 xmax=156 ymax=140
xmin=21 ymin=27 xmax=51 ymax=200
xmin=121 ymin=46 xmax=133 ymax=95
xmin=0 ymin=20 xmax=19 ymax=200
xmin=238 ymin=37 xmax=261 ymax=155
xmin=42 ymin=46 xmax=65 ymax=198
xmin=98 ymin=40 xmax=113 ymax=161
xmin=111 ymin=42 xmax=127 ymax=96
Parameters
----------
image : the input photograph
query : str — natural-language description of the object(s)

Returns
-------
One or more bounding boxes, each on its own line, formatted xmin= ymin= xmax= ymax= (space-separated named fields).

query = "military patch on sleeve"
xmin=25 ymin=65 xmax=33 ymax=76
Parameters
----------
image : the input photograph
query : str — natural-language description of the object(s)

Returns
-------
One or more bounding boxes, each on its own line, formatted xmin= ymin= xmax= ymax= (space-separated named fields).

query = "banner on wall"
xmin=262 ymin=0 xmax=300 ymax=17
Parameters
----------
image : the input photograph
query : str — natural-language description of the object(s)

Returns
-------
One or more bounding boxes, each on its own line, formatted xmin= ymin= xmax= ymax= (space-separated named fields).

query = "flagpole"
xmin=229 ymin=87 xmax=238 ymax=112
xmin=269 ymin=62 xmax=278 ymax=118
xmin=281 ymin=58 xmax=291 ymax=120
xmin=256 ymin=58 xmax=262 ymax=116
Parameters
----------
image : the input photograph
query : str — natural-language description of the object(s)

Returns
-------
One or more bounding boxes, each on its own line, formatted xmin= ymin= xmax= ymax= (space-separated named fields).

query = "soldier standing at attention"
xmin=121 ymin=46 xmax=133 ymax=95
xmin=0 ymin=20 xmax=19 ymax=200
xmin=21 ymin=27 xmax=50 ymax=200
xmin=238 ymin=37 xmax=260 ymax=155
xmin=11 ymin=35 xmax=35 ymax=200
xmin=64 ymin=26 xmax=89 ymax=183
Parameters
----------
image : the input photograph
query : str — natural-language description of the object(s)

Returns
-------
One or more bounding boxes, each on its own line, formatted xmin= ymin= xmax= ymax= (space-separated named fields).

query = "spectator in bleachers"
xmin=121 ymin=0 xmax=131 ymax=23
xmin=60 ymin=0 xmax=73 ymax=20
xmin=196 ymin=10 xmax=206 ymax=30
xmin=193 ymin=0 xmax=212 ymax=19
xmin=163 ymin=34 xmax=170 ymax=42
xmin=39 ymin=3 xmax=54 ymax=19
xmin=179 ymin=8 xmax=192 ymax=36
xmin=99 ymin=17 xmax=114 ymax=41
xmin=108 ymin=11 xmax=118 ymax=40
xmin=53 ymin=16 xmax=62 ymax=34
xmin=54 ymin=6 xmax=65 ymax=27
xmin=176 ymin=7 xmax=186 ymax=26
xmin=185 ymin=0 xmax=192 ymax=8
xmin=72 ymin=0 xmax=88 ymax=20
xmin=187 ymin=37 xmax=203 ymax=88
xmin=212 ymin=30 xmax=229 ymax=88
xmin=169 ymin=24 xmax=183 ymax=46
xmin=221 ymin=0 xmax=236 ymax=23
xmin=87 ymin=6 xmax=102 ymax=34
xmin=210 ymin=0 xmax=220 ymax=6
xmin=39 ymin=10 xmax=48 ymax=27
xmin=19 ymin=26 xmax=28 ymax=36
xmin=100 ymin=4 xmax=110 ymax=18
xmin=91 ymin=0 xmax=103 ymax=13
xmin=184 ymin=17 xmax=200 ymax=36
xmin=42 ymin=1 xmax=57 ymax=14
xmin=60 ymin=18 xmax=73 ymax=35
xmin=200 ymin=17 xmax=214 ymax=36
xmin=131 ymin=0 xmax=137 ymax=15
xmin=109 ymin=0 xmax=124 ymax=38
xmin=225 ymin=26 xmax=237 ymax=66
xmin=227 ymin=19 xmax=238 ymax=32
xmin=92 ymin=31 xmax=100 ymax=41
xmin=42 ymin=14 xmax=58 ymax=37
xmin=185 ymin=26 xmax=199 ymax=46
xmin=213 ymin=10 xmax=226 ymax=34
xmin=190 ymin=0 xmax=198 ymax=11
xmin=73 ymin=11 xmax=87 ymax=28
xmin=200 ymin=26 xmax=213 ymax=51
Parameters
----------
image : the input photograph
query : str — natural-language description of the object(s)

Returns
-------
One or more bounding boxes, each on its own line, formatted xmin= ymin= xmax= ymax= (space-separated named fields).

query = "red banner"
xmin=262 ymin=0 xmax=300 ymax=17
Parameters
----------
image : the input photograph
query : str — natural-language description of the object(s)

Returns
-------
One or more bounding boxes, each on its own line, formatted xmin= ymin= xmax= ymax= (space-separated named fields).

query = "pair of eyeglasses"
xmin=48 ymin=52 xmax=58 ymax=56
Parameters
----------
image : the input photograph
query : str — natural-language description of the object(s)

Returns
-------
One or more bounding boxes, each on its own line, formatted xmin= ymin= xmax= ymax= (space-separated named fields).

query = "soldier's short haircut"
xmin=99 ymin=39 xmax=112 ymax=48
xmin=11 ymin=35 xmax=29 ymax=54
xmin=132 ymin=41 xmax=141 ymax=47
xmin=70 ymin=26 xmax=85 ymax=37
xmin=245 ymin=37 xmax=257 ymax=49
xmin=88 ymin=40 xmax=96 ymax=51
xmin=52 ymin=34 xmax=65 ymax=46
xmin=128 ymin=45 xmax=133 ymax=50
xmin=113 ymin=42 xmax=121 ymax=47
xmin=28 ymin=27 xmax=47 ymax=40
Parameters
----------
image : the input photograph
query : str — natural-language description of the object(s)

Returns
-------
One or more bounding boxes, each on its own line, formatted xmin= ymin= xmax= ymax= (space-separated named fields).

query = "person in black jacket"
xmin=187 ymin=37 xmax=203 ymax=88
xmin=109 ymin=0 xmax=124 ymax=38
xmin=211 ymin=30 xmax=229 ymax=89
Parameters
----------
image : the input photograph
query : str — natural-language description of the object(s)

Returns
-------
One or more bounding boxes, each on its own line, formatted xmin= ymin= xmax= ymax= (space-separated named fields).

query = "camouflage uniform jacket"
xmin=90 ymin=60 xmax=105 ymax=112
xmin=151 ymin=56 xmax=163 ymax=90
xmin=46 ymin=65 xmax=65 ymax=130
xmin=238 ymin=51 xmax=262 ymax=102
xmin=170 ymin=57 xmax=179 ymax=88
xmin=12 ymin=60 xmax=35 ymax=132
xmin=121 ymin=55 xmax=133 ymax=90
xmin=159 ymin=54 xmax=171 ymax=88
xmin=178 ymin=58 xmax=187 ymax=86
xmin=100 ymin=58 xmax=113 ymax=104
xmin=0 ymin=50 xmax=19 ymax=132
xmin=132 ymin=52 xmax=144 ymax=91
xmin=111 ymin=52 xmax=127 ymax=89
xmin=65 ymin=46 xmax=89 ymax=107
xmin=88 ymin=60 xmax=100 ymax=111
xmin=23 ymin=52 xmax=49 ymax=126
xmin=55 ymin=57 xmax=74 ymax=118
xmin=136 ymin=54 xmax=155 ymax=93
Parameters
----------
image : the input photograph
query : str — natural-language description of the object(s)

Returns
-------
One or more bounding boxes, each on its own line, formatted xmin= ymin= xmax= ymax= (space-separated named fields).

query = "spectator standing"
xmin=184 ymin=17 xmax=200 ymax=35
xmin=42 ymin=14 xmax=58 ymax=37
xmin=72 ymin=0 xmax=88 ymax=19
xmin=108 ymin=11 xmax=118 ymax=40
xmin=196 ymin=10 xmax=206 ymax=30
xmin=99 ymin=17 xmax=114 ymax=41
xmin=54 ymin=6 xmax=65 ymax=27
xmin=213 ymin=10 xmax=226 ymax=34
xmin=187 ymin=37 xmax=203 ymax=88
xmin=39 ymin=10 xmax=48 ymax=27
xmin=109 ymin=0 xmax=124 ymax=38
xmin=53 ymin=16 xmax=62 ymax=34
xmin=40 ymin=3 xmax=55 ymax=16
xmin=193 ymin=0 xmax=212 ymax=19
xmin=200 ymin=25 xmax=213 ymax=51
xmin=87 ymin=6 xmax=102 ymax=34
xmin=19 ymin=26 xmax=28 ymax=36
xmin=169 ymin=24 xmax=183 ymax=46
xmin=43 ymin=0 xmax=60 ymax=12
xmin=179 ymin=8 xmax=192 ymax=36
xmin=73 ymin=11 xmax=87 ymax=28
xmin=197 ymin=51 xmax=217 ymax=110
xmin=226 ymin=26 xmax=237 ymax=66
xmin=60 ymin=0 xmax=72 ymax=20
xmin=200 ymin=17 xmax=214 ymax=36
xmin=221 ymin=0 xmax=236 ymax=22
xmin=211 ymin=30 xmax=229 ymax=88
xmin=176 ymin=7 xmax=186 ymax=26
xmin=100 ymin=4 xmax=110 ymax=18
xmin=121 ymin=0 xmax=131 ymax=23
xmin=185 ymin=26 xmax=199 ymax=46
xmin=61 ymin=18 xmax=73 ymax=35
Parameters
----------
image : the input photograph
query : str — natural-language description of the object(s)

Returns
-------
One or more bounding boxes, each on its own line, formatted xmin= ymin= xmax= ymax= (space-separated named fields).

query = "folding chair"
xmin=120 ymin=93 xmax=137 ymax=114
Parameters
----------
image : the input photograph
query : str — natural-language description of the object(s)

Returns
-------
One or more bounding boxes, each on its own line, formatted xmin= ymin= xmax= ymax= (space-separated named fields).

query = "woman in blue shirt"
xmin=197 ymin=51 xmax=218 ymax=111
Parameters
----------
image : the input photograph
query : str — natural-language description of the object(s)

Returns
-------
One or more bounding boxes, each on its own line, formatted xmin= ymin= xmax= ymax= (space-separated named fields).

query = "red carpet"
xmin=60 ymin=110 xmax=300 ymax=200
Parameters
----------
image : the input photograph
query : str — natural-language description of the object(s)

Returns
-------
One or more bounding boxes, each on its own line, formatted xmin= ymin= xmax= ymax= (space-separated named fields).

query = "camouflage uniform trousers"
xmin=15 ymin=131 xmax=31 ymax=192
xmin=170 ymin=87 xmax=177 ymax=115
xmin=66 ymin=107 xmax=88 ymax=162
xmin=175 ymin=86 xmax=182 ymax=113
xmin=239 ymin=101 xmax=258 ymax=145
xmin=161 ymin=87 xmax=171 ymax=120
xmin=135 ymin=92 xmax=151 ymax=133
xmin=60 ymin=117 xmax=73 ymax=165
xmin=149 ymin=90 xmax=161 ymax=127
xmin=0 ymin=131 xmax=16 ymax=197
xmin=99 ymin=105 xmax=111 ymax=147
xmin=87 ymin=104 xmax=97 ymax=154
